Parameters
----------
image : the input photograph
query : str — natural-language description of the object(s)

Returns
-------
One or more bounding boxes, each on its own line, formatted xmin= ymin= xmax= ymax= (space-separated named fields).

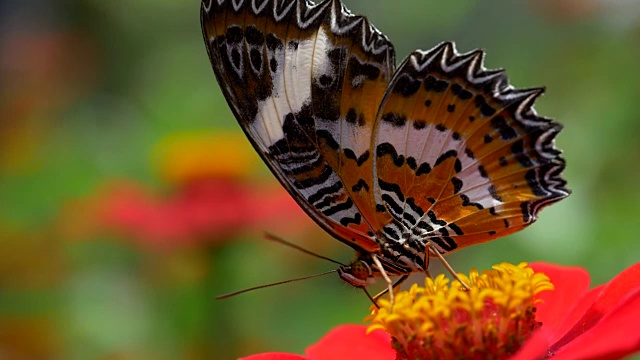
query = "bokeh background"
xmin=2 ymin=0 xmax=639 ymax=359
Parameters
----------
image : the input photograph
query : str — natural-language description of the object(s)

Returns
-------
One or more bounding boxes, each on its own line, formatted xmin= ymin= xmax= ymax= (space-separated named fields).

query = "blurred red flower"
xmin=94 ymin=178 xmax=309 ymax=248
xmin=528 ymin=0 xmax=599 ymax=22
xmin=59 ymin=131 xmax=314 ymax=248
xmin=241 ymin=262 xmax=640 ymax=360
xmin=0 ymin=30 xmax=97 ymax=173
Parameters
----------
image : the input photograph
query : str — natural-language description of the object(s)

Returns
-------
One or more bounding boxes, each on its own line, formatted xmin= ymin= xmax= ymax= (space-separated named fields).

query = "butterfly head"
xmin=337 ymin=259 xmax=376 ymax=288
xmin=338 ymin=252 xmax=413 ymax=288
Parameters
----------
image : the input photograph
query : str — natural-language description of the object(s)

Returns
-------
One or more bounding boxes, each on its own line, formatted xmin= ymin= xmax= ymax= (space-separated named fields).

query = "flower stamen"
xmin=366 ymin=262 xmax=553 ymax=360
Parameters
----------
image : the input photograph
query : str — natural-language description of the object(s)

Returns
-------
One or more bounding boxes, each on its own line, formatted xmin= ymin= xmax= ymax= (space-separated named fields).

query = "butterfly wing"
xmin=201 ymin=0 xmax=395 ymax=251
xmin=372 ymin=42 xmax=569 ymax=254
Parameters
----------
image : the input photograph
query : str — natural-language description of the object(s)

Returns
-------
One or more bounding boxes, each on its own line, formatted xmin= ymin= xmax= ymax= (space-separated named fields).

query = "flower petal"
xmin=305 ymin=324 xmax=394 ymax=360
xmin=510 ymin=327 xmax=553 ymax=360
xmin=240 ymin=353 xmax=308 ymax=360
xmin=549 ymin=263 xmax=640 ymax=352
xmin=512 ymin=287 xmax=604 ymax=360
xmin=530 ymin=262 xmax=591 ymax=332
xmin=548 ymin=285 xmax=603 ymax=344
xmin=550 ymin=290 xmax=640 ymax=360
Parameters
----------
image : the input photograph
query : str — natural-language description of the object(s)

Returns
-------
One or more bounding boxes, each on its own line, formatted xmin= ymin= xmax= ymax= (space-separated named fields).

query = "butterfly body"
xmin=201 ymin=0 xmax=569 ymax=289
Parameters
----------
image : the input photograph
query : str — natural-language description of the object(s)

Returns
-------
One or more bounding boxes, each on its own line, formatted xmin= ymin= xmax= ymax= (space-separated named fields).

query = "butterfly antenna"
xmin=216 ymin=233 xmax=346 ymax=300
xmin=263 ymin=232 xmax=346 ymax=266
xmin=216 ymin=269 xmax=337 ymax=300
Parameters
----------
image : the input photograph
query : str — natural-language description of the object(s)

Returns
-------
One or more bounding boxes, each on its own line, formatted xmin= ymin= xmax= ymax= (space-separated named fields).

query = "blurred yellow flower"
xmin=154 ymin=131 xmax=260 ymax=185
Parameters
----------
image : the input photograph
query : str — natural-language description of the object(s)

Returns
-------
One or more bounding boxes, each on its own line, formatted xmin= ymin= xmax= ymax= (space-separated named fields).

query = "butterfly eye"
xmin=337 ymin=260 xmax=373 ymax=288
xmin=352 ymin=260 xmax=373 ymax=280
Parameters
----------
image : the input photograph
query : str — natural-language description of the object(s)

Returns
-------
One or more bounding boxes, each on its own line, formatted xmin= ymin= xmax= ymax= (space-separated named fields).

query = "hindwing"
xmin=372 ymin=42 xmax=569 ymax=254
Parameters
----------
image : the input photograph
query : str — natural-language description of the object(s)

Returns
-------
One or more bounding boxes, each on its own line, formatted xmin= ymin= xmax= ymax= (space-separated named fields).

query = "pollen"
xmin=366 ymin=262 xmax=554 ymax=360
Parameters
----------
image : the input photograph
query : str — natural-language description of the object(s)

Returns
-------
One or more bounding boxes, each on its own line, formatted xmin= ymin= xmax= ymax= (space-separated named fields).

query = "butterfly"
xmin=200 ymin=0 xmax=569 ymax=299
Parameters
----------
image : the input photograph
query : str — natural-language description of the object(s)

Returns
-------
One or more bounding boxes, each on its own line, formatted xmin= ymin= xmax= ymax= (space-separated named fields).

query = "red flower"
xmin=514 ymin=262 xmax=640 ymax=359
xmin=241 ymin=262 xmax=640 ymax=360
xmin=58 ymin=178 xmax=314 ymax=249
xmin=90 ymin=178 xmax=310 ymax=248
xmin=240 ymin=325 xmax=395 ymax=360
xmin=58 ymin=131 xmax=316 ymax=248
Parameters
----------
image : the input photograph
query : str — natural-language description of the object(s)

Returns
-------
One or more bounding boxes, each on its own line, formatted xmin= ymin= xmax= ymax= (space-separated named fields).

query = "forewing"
xmin=201 ymin=0 xmax=395 ymax=251
xmin=372 ymin=42 xmax=569 ymax=253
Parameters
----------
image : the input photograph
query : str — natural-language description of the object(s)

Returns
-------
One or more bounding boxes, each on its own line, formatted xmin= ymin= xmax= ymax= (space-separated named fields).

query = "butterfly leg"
xmin=362 ymin=287 xmax=379 ymax=309
xmin=372 ymin=275 xmax=409 ymax=303
xmin=429 ymin=246 xmax=470 ymax=290
xmin=423 ymin=241 xmax=432 ymax=279
xmin=371 ymin=254 xmax=397 ymax=307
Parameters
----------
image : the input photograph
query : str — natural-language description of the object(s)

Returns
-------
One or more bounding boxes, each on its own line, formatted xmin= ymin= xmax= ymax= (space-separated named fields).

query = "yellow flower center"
xmin=366 ymin=262 xmax=553 ymax=360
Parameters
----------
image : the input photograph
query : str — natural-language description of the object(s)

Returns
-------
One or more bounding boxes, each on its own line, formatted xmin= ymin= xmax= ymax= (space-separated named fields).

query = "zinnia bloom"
xmin=59 ymin=131 xmax=313 ymax=248
xmin=94 ymin=178 xmax=308 ymax=247
xmin=242 ymin=261 xmax=640 ymax=360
